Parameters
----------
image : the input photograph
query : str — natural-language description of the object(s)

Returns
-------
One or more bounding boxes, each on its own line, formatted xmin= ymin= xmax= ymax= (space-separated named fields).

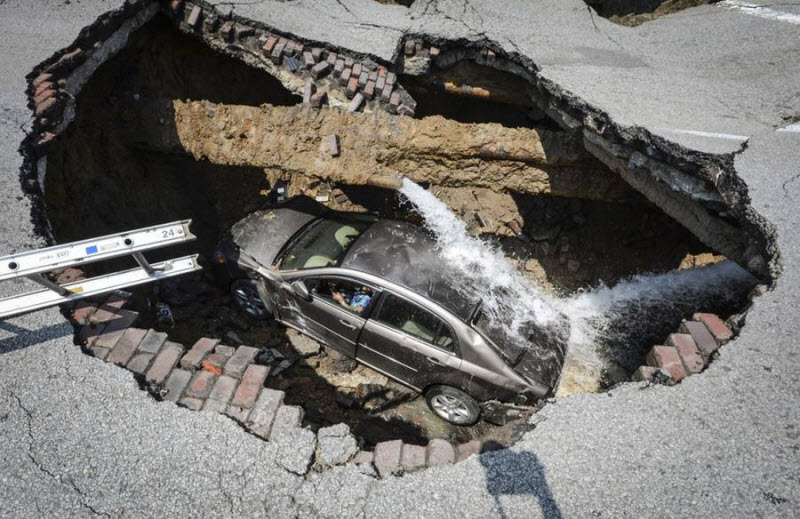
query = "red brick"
xmin=145 ymin=342 xmax=184 ymax=385
xmin=389 ymin=91 xmax=401 ymax=111
xmin=180 ymin=337 xmax=219 ymax=370
xmin=71 ymin=301 xmax=97 ymax=325
xmin=35 ymin=97 xmax=58 ymax=116
xmin=358 ymin=71 xmax=368 ymax=86
xmin=207 ymin=375 xmax=238 ymax=404
xmin=262 ymin=35 xmax=278 ymax=54
xmin=693 ymin=313 xmax=733 ymax=344
xmin=429 ymin=46 xmax=440 ymax=57
xmin=220 ymin=21 xmax=234 ymax=42
xmin=230 ymin=364 xmax=269 ymax=408
xmin=32 ymin=73 xmax=53 ymax=89
xmin=351 ymin=63 xmax=362 ymax=78
xmin=179 ymin=397 xmax=203 ymax=411
xmin=333 ymin=59 xmax=344 ymax=75
xmin=223 ymin=346 xmax=260 ymax=379
xmin=163 ymin=369 xmax=192 ymax=402
xmin=170 ymin=0 xmax=182 ymax=12
xmin=339 ymin=67 xmax=351 ymax=85
xmin=311 ymin=47 xmax=323 ymax=61
xmin=106 ymin=327 xmax=147 ymax=366
xmin=363 ymin=80 xmax=376 ymax=99
xmin=380 ymin=83 xmax=393 ymax=101
xmin=646 ymin=345 xmax=686 ymax=382
xmin=631 ymin=365 xmax=659 ymax=382
xmin=201 ymin=353 xmax=228 ymax=375
xmin=93 ymin=309 xmax=139 ymax=349
xmin=375 ymin=76 xmax=386 ymax=91
xmin=310 ymin=61 xmax=331 ymax=79
xmin=672 ymin=338 xmax=704 ymax=375
xmin=326 ymin=53 xmax=337 ymax=65
xmin=368 ymin=70 xmax=378 ymax=82
xmin=346 ymin=77 xmax=359 ymax=98
xmin=34 ymin=88 xmax=56 ymax=107
xmin=127 ymin=352 xmax=154 ymax=374
xmin=34 ymin=81 xmax=54 ymax=97
xmin=53 ymin=267 xmax=84 ymax=284
xmin=455 ymin=440 xmax=481 ymax=462
xmin=186 ymin=5 xmax=202 ymax=27
xmin=386 ymin=72 xmax=396 ymax=85
xmin=302 ymin=51 xmax=315 ymax=68
xmin=679 ymin=320 xmax=719 ymax=357
xmin=185 ymin=370 xmax=216 ymax=399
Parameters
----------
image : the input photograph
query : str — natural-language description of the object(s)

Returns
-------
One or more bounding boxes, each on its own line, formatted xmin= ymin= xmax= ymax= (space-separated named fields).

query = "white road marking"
xmin=777 ymin=122 xmax=800 ymax=133
xmin=654 ymin=127 xmax=749 ymax=141
xmin=720 ymin=1 xmax=800 ymax=25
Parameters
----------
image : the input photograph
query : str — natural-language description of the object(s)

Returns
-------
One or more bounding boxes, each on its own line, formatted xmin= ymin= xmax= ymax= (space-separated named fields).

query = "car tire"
xmin=231 ymin=279 xmax=270 ymax=320
xmin=425 ymin=385 xmax=481 ymax=426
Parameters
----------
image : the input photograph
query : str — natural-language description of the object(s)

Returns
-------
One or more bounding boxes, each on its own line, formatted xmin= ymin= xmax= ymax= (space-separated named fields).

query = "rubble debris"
xmin=316 ymin=423 xmax=359 ymax=468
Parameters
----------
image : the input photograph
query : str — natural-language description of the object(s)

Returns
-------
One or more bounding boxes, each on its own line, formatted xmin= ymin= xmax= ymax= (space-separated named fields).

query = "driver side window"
xmin=312 ymin=278 xmax=375 ymax=316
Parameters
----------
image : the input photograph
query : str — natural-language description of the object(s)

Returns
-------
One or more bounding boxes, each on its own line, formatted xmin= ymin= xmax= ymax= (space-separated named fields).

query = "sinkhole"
xmin=33 ymin=10 xmax=760 ymax=453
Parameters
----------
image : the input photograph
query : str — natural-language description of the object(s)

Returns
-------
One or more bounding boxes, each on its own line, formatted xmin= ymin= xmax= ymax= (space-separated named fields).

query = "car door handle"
xmin=426 ymin=356 xmax=443 ymax=365
xmin=339 ymin=319 xmax=357 ymax=330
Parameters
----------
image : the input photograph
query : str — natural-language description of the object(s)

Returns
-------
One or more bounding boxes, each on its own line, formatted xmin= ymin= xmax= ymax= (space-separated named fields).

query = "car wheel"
xmin=231 ymin=279 xmax=270 ymax=320
xmin=425 ymin=385 xmax=480 ymax=426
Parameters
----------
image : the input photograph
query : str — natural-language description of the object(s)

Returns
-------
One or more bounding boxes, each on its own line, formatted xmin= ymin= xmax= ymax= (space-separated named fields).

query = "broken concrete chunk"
xmin=401 ymin=444 xmax=426 ymax=473
xmin=426 ymin=439 xmax=455 ymax=467
xmin=269 ymin=405 xmax=305 ymax=440
xmin=309 ymin=90 xmax=327 ymax=108
xmin=303 ymin=80 xmax=315 ymax=103
xmin=245 ymin=387 xmax=284 ymax=438
xmin=316 ymin=423 xmax=358 ymax=468
xmin=288 ymin=329 xmax=322 ymax=356
xmin=186 ymin=5 xmax=201 ymax=27
xmin=348 ymin=93 xmax=364 ymax=113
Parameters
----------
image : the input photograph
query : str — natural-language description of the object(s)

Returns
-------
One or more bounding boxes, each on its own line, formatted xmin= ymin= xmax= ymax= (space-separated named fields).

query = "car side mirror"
xmin=290 ymin=280 xmax=312 ymax=301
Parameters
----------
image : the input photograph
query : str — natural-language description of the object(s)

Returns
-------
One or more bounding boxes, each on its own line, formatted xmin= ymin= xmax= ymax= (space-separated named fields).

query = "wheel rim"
xmin=233 ymin=285 xmax=267 ymax=319
xmin=430 ymin=394 xmax=472 ymax=424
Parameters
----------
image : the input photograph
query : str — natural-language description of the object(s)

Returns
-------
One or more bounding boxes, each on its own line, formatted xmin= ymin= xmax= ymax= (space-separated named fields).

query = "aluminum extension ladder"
xmin=0 ymin=220 xmax=202 ymax=319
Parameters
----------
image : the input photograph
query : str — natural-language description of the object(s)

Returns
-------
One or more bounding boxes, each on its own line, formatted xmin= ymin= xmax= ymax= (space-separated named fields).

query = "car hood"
xmin=228 ymin=201 xmax=326 ymax=267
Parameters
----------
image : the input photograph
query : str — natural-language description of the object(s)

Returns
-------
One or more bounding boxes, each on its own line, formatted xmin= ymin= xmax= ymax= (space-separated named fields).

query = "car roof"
xmin=341 ymin=220 xmax=477 ymax=320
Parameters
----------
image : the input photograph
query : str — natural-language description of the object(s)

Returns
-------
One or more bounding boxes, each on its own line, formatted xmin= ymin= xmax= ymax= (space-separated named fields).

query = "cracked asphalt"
xmin=1 ymin=0 xmax=799 ymax=517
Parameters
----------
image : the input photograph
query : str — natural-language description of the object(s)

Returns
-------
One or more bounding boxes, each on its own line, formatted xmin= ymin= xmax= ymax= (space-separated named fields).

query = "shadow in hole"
xmin=480 ymin=441 xmax=562 ymax=519
xmin=0 ymin=318 xmax=74 ymax=355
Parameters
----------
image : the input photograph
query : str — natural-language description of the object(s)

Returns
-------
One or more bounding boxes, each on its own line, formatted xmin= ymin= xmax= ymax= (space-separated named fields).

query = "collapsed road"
xmin=1 ymin=0 xmax=799 ymax=517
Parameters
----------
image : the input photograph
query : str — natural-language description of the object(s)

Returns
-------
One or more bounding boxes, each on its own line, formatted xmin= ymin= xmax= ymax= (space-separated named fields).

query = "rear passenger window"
xmin=375 ymin=294 xmax=456 ymax=353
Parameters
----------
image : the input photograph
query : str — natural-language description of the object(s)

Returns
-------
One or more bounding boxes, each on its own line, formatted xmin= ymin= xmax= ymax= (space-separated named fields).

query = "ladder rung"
xmin=0 ymin=220 xmax=195 ymax=282
xmin=0 ymin=255 xmax=201 ymax=319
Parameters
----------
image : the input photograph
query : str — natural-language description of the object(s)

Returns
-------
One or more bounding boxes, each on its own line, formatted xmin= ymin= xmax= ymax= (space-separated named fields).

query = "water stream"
xmin=398 ymin=178 xmax=757 ymax=394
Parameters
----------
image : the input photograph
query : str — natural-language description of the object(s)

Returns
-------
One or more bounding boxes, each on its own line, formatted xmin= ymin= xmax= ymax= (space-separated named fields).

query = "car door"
xmin=357 ymin=292 xmax=462 ymax=391
xmin=276 ymin=275 xmax=377 ymax=358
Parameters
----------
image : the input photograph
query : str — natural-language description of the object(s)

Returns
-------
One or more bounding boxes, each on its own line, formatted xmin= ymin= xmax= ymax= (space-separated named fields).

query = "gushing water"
xmin=398 ymin=179 xmax=757 ymax=393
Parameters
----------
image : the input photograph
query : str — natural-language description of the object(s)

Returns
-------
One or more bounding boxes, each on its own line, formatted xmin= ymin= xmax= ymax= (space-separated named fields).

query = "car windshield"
xmin=278 ymin=214 xmax=376 ymax=271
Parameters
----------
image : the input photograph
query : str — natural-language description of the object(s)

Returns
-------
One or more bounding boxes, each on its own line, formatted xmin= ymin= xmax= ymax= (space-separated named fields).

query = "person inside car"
xmin=330 ymin=282 xmax=372 ymax=314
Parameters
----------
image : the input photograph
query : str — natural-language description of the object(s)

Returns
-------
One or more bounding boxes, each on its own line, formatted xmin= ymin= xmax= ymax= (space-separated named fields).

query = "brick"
xmin=374 ymin=440 xmax=403 ymax=478
xmin=339 ymin=67 xmax=351 ymax=85
xmin=202 ymin=352 xmax=231 ymax=375
xmin=311 ymin=47 xmax=323 ymax=61
xmin=283 ymin=40 xmax=296 ymax=56
xmin=268 ymin=405 xmax=305 ymax=440
xmin=187 ymin=5 xmax=201 ymax=27
xmin=325 ymin=52 xmax=337 ymax=65
xmin=202 ymin=398 xmax=228 ymax=413
xmin=215 ymin=344 xmax=235 ymax=357
xmin=245 ymin=388 xmax=285 ymax=438
xmin=389 ymin=91 xmax=401 ymax=111
xmin=93 ymin=309 xmax=138 ymax=349
xmin=680 ymin=320 xmax=719 ymax=357
xmin=455 ymin=440 xmax=481 ymax=462
xmin=346 ymin=77 xmax=359 ymax=98
xmin=631 ymin=365 xmax=659 ymax=382
xmin=368 ymin=70 xmax=378 ymax=82
xmin=203 ymin=15 xmax=218 ymax=32
xmin=90 ymin=346 xmax=110 ymax=360
xmin=271 ymin=39 xmax=287 ymax=63
xmin=34 ymin=81 xmax=54 ymax=97
xmin=303 ymin=80 xmax=315 ymax=103
xmin=206 ymin=374 xmax=238 ymax=405
xmin=181 ymin=337 xmax=219 ymax=370
xmin=378 ymin=67 xmax=387 ymax=77
xmin=170 ymin=0 xmax=182 ymax=12
xmin=223 ymin=346 xmax=260 ymax=379
xmin=415 ymin=41 xmax=424 ymax=54
xmin=302 ymin=51 xmax=315 ymax=69
xmin=295 ymin=42 xmax=305 ymax=55
xmin=179 ymin=397 xmax=204 ymax=411
xmin=646 ymin=345 xmax=687 ymax=382
xmin=404 ymin=40 xmax=415 ymax=55
xmin=162 ymin=368 xmax=192 ymax=402
xmin=35 ymin=97 xmax=58 ymax=116
xmin=348 ymin=93 xmax=364 ymax=113
xmin=126 ymin=352 xmax=154 ymax=374
xmin=381 ymin=83 xmax=394 ymax=101
xmin=693 ymin=313 xmax=733 ymax=344
xmin=671 ymin=338 xmax=704 ymax=375
xmin=333 ymin=59 xmax=344 ymax=75
xmin=350 ymin=450 xmax=374 ymax=465
xmin=137 ymin=329 xmax=168 ymax=355
xmin=71 ymin=301 xmax=97 ymax=325
xmin=145 ymin=342 xmax=184 ymax=385
xmin=358 ymin=71 xmax=368 ymax=86
xmin=220 ymin=21 xmax=234 ymax=42
xmin=32 ymin=73 xmax=53 ymax=89
xmin=34 ymin=89 xmax=56 ymax=108
xmin=185 ymin=370 xmax=216 ymax=399
xmin=262 ymin=35 xmax=278 ymax=54
xmin=225 ymin=404 xmax=252 ymax=423
xmin=230 ymin=364 xmax=269 ymax=408
xmin=310 ymin=90 xmax=327 ymax=108
xmin=426 ymin=439 xmax=455 ymax=467
xmin=351 ymin=63 xmax=362 ymax=78
xmin=106 ymin=327 xmax=147 ymax=366
xmin=375 ymin=76 xmax=386 ymax=91
xmin=235 ymin=25 xmax=255 ymax=39
xmin=401 ymin=444 xmax=425 ymax=473
xmin=429 ymin=46 xmax=440 ymax=57
xmin=386 ymin=72 xmax=396 ymax=85
xmin=310 ymin=61 xmax=330 ymax=79
xmin=343 ymin=56 xmax=354 ymax=67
